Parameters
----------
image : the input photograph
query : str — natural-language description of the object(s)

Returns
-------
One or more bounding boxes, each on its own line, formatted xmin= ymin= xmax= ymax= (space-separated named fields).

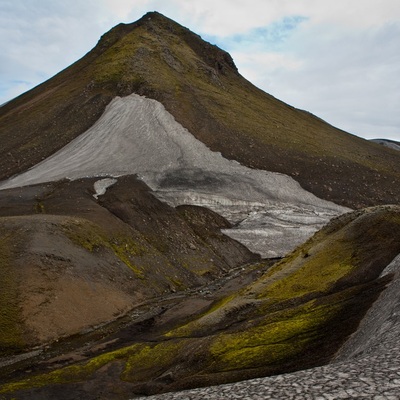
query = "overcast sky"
xmin=1 ymin=0 xmax=400 ymax=140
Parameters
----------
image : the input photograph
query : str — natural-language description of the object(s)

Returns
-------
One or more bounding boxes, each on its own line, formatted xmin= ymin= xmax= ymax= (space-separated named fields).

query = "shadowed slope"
xmin=0 ymin=12 xmax=399 ymax=208
xmin=0 ymin=176 xmax=257 ymax=355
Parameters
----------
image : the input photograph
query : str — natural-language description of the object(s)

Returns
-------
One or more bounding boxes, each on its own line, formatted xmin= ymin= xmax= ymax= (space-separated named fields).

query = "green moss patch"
xmin=209 ymin=299 xmax=341 ymax=371
xmin=0 ymin=343 xmax=143 ymax=394
xmin=122 ymin=340 xmax=185 ymax=382
xmin=253 ymin=207 xmax=400 ymax=302
xmin=62 ymin=218 xmax=146 ymax=278
xmin=0 ymin=339 xmax=187 ymax=394
xmin=260 ymin=244 xmax=355 ymax=301
xmin=165 ymin=294 xmax=236 ymax=338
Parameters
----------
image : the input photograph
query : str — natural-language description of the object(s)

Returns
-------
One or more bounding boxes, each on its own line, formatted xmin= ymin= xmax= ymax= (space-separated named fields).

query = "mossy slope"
xmin=1 ymin=206 xmax=399 ymax=398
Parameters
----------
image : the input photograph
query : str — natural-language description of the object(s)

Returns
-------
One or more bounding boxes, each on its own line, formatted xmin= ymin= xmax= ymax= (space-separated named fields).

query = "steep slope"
xmin=0 ymin=12 xmax=399 ymax=208
xmin=138 ymin=254 xmax=400 ymax=399
xmin=335 ymin=253 xmax=400 ymax=361
xmin=1 ymin=206 xmax=399 ymax=399
xmin=0 ymin=176 xmax=257 ymax=355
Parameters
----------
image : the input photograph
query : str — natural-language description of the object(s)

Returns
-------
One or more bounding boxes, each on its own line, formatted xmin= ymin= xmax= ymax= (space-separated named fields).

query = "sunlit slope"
xmin=0 ymin=12 xmax=399 ymax=208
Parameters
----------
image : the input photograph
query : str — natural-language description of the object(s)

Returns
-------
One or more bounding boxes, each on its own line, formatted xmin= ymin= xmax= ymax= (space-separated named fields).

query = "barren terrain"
xmin=0 ymin=93 xmax=348 ymax=257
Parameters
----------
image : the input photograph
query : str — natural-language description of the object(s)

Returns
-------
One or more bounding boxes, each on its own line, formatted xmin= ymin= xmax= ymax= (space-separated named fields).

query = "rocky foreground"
xmin=137 ymin=348 xmax=400 ymax=399
xmin=139 ymin=254 xmax=400 ymax=399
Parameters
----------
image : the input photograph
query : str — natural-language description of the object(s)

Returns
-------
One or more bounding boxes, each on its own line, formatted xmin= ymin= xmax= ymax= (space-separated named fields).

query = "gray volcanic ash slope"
xmin=0 ymin=93 xmax=349 ymax=257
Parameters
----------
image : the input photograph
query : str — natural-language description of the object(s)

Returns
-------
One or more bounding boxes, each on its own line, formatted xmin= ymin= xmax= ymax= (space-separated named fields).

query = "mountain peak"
xmin=94 ymin=11 xmax=238 ymax=84
xmin=140 ymin=10 xmax=177 ymax=22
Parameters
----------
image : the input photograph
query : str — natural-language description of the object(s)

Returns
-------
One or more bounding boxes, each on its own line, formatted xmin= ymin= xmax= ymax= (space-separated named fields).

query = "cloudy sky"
xmin=1 ymin=0 xmax=400 ymax=140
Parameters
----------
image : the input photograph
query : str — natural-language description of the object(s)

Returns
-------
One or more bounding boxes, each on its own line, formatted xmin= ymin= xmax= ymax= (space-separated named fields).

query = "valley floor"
xmin=0 ymin=258 xmax=273 ymax=384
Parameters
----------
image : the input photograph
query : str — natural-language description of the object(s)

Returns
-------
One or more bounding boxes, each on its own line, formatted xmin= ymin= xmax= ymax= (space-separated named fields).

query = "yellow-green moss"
xmin=109 ymin=239 xmax=145 ymax=279
xmin=210 ymin=299 xmax=342 ymax=371
xmin=263 ymin=257 xmax=354 ymax=301
xmin=165 ymin=294 xmax=236 ymax=338
xmin=167 ymin=276 xmax=185 ymax=289
xmin=254 ymin=207 xmax=400 ymax=303
xmin=34 ymin=201 xmax=45 ymax=214
xmin=62 ymin=219 xmax=105 ymax=252
xmin=0 ymin=343 xmax=143 ymax=394
xmin=122 ymin=340 xmax=185 ymax=382
xmin=0 ymin=340 xmax=185 ymax=394
xmin=253 ymin=228 xmax=357 ymax=302
xmin=92 ymin=29 xmax=184 ymax=93
xmin=62 ymin=218 xmax=145 ymax=278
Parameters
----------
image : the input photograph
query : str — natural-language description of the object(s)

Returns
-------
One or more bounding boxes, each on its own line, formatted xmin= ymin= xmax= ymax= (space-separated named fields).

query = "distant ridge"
xmin=371 ymin=138 xmax=400 ymax=151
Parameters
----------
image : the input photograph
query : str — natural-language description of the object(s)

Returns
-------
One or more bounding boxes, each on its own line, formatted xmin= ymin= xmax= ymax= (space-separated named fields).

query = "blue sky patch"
xmin=204 ymin=15 xmax=308 ymax=52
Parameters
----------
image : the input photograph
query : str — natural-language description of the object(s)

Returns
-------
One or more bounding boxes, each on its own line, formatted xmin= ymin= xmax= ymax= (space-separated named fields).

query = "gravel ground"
xmin=136 ymin=349 xmax=400 ymax=399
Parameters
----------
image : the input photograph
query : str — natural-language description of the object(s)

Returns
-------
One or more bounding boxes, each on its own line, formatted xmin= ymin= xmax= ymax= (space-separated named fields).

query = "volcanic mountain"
xmin=0 ymin=11 xmax=400 ymax=400
xmin=1 ymin=12 xmax=399 ymax=208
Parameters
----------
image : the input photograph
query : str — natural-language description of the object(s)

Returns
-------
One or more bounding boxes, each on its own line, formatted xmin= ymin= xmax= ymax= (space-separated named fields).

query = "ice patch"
xmin=0 ymin=93 xmax=350 ymax=257
xmin=93 ymin=178 xmax=118 ymax=199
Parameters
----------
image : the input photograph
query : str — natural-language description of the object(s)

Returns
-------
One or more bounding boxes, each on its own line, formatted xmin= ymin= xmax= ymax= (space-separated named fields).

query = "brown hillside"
xmin=0 ymin=175 xmax=257 ymax=356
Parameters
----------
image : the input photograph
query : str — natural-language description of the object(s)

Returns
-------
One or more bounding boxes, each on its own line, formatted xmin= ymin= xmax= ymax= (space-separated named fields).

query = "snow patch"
xmin=93 ymin=178 xmax=118 ymax=199
xmin=0 ymin=93 xmax=350 ymax=257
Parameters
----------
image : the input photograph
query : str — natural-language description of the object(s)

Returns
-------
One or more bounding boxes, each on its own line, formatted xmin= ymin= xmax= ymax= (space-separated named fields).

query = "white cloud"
xmin=102 ymin=0 xmax=143 ymax=20
xmin=149 ymin=0 xmax=400 ymax=37
xmin=218 ymin=10 xmax=400 ymax=141
xmin=0 ymin=0 xmax=109 ymax=99
xmin=232 ymin=51 xmax=303 ymax=84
